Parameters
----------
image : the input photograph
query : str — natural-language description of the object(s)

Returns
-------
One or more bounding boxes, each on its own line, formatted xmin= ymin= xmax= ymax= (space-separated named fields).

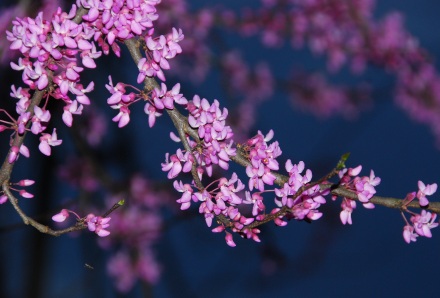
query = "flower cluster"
xmin=6 ymin=6 xmax=99 ymax=158
xmin=273 ymin=160 xmax=327 ymax=223
xmin=85 ymin=213 xmax=111 ymax=236
xmin=162 ymin=96 xmax=235 ymax=181
xmin=145 ymin=82 xmax=187 ymax=127
xmin=173 ymin=173 xmax=262 ymax=247
xmin=244 ymin=130 xmax=281 ymax=191
xmin=401 ymin=181 xmax=438 ymax=243
xmin=137 ymin=27 xmax=184 ymax=82
xmin=80 ymin=0 xmax=180 ymax=128
xmin=105 ymin=77 xmax=138 ymax=127
xmin=335 ymin=166 xmax=381 ymax=225
xmin=77 ymin=0 xmax=161 ymax=56
xmin=5 ymin=0 xmax=172 ymax=159
xmin=187 ymin=96 xmax=235 ymax=171
xmin=105 ymin=25 xmax=184 ymax=127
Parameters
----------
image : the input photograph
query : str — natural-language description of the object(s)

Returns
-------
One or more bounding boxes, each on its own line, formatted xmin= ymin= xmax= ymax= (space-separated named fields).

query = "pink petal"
xmin=82 ymin=56 xmax=96 ymax=68
xmin=96 ymin=229 xmax=111 ymax=237
xmin=38 ymin=142 xmax=51 ymax=156
xmin=225 ymin=232 xmax=236 ymax=247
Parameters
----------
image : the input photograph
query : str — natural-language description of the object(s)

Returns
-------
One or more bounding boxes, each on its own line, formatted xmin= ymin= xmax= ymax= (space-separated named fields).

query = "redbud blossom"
xmin=19 ymin=189 xmax=33 ymax=198
xmin=8 ymin=146 xmax=19 ymax=164
xmin=38 ymin=129 xmax=62 ymax=156
xmin=403 ymin=225 xmax=418 ymax=244
xmin=85 ymin=214 xmax=111 ymax=237
xmin=225 ymin=232 xmax=236 ymax=247
xmin=340 ymin=199 xmax=356 ymax=225
xmin=17 ymin=179 xmax=35 ymax=186
xmin=161 ymin=153 xmax=183 ymax=179
xmin=417 ymin=180 xmax=437 ymax=207
xmin=52 ymin=209 xmax=69 ymax=222
xmin=112 ymin=105 xmax=131 ymax=128
xmin=0 ymin=195 xmax=8 ymax=204
xmin=410 ymin=210 xmax=438 ymax=238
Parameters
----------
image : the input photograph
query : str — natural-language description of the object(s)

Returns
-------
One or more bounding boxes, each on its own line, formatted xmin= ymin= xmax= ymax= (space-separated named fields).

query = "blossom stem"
xmin=103 ymin=199 xmax=125 ymax=218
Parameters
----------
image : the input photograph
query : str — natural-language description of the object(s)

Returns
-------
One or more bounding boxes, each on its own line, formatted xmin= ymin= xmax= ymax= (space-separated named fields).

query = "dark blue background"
xmin=1 ymin=1 xmax=440 ymax=297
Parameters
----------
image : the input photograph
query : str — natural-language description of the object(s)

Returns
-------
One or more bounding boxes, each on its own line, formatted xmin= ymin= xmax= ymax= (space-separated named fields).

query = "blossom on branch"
xmin=85 ymin=213 xmax=111 ymax=237
xmin=38 ymin=129 xmax=62 ymax=156
xmin=334 ymin=166 xmax=381 ymax=223
xmin=417 ymin=180 xmax=437 ymax=207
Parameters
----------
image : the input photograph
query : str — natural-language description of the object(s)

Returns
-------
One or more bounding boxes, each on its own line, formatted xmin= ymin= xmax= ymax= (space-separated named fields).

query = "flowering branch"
xmin=0 ymin=0 xmax=438 ymax=257
xmin=0 ymin=4 xmax=110 ymax=235
xmin=2 ymin=180 xmax=84 ymax=235
xmin=3 ymin=177 xmax=124 ymax=236
xmin=1 ymin=0 xmax=439 ymax=292
xmin=122 ymin=27 xmax=440 ymax=246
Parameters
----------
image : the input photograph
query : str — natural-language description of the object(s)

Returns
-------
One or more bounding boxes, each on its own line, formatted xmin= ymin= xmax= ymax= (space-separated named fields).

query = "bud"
xmin=18 ymin=179 xmax=35 ymax=186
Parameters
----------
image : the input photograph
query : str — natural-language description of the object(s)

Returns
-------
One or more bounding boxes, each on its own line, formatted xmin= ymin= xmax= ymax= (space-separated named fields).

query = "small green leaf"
xmin=117 ymin=199 xmax=125 ymax=206
xmin=336 ymin=152 xmax=350 ymax=170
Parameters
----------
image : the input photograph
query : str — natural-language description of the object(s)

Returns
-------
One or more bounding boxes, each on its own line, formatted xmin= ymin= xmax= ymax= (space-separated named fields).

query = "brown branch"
xmin=3 ymin=181 xmax=87 ymax=236
xmin=328 ymin=186 xmax=440 ymax=214
xmin=3 ymin=179 xmax=124 ymax=236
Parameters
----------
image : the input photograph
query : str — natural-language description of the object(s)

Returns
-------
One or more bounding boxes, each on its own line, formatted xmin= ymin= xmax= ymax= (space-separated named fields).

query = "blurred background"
xmin=0 ymin=0 xmax=440 ymax=297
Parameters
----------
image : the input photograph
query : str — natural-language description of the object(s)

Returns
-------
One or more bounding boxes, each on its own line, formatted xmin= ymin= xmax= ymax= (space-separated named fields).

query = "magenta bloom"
xmin=85 ymin=214 xmax=111 ymax=237
xmin=52 ymin=209 xmax=70 ymax=222
xmin=38 ymin=129 xmax=62 ymax=156
xmin=417 ymin=180 xmax=437 ymax=207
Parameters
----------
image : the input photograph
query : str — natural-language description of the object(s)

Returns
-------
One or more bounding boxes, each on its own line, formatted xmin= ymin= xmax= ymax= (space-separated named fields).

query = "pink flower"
xmin=410 ymin=210 xmax=438 ymax=238
xmin=52 ymin=209 xmax=69 ymax=222
xmin=31 ymin=106 xmax=51 ymax=134
xmin=417 ymin=180 xmax=437 ymax=207
xmin=85 ymin=213 xmax=111 ymax=237
xmin=244 ymin=191 xmax=265 ymax=216
xmin=246 ymin=163 xmax=275 ymax=191
xmin=62 ymin=100 xmax=83 ymax=127
xmin=0 ymin=195 xmax=8 ymax=204
xmin=16 ymin=111 xmax=30 ymax=134
xmin=161 ymin=152 xmax=183 ymax=179
xmin=340 ymin=199 xmax=356 ymax=225
xmin=8 ymin=144 xmax=29 ymax=163
xmin=225 ymin=232 xmax=236 ymax=247
xmin=403 ymin=225 xmax=418 ymax=243
xmin=106 ymin=76 xmax=127 ymax=106
xmin=17 ymin=179 xmax=34 ymax=186
xmin=19 ymin=189 xmax=33 ymax=198
xmin=137 ymin=57 xmax=162 ymax=82
xmin=338 ymin=167 xmax=380 ymax=209
xmin=112 ymin=105 xmax=131 ymax=128
xmin=150 ymin=83 xmax=187 ymax=110
xmin=144 ymin=103 xmax=162 ymax=127
xmin=173 ymin=180 xmax=193 ymax=210
xmin=8 ymin=146 xmax=20 ymax=164
xmin=38 ymin=128 xmax=62 ymax=156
